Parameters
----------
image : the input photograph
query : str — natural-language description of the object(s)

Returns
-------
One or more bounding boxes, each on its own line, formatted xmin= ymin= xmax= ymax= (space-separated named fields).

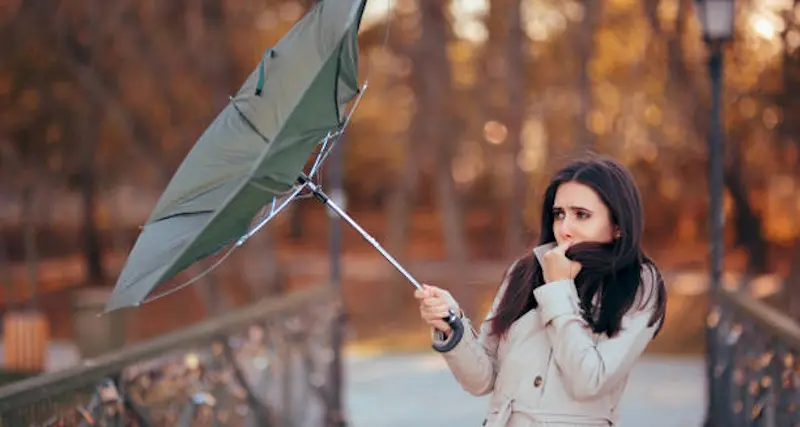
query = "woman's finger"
xmin=550 ymin=242 xmax=571 ymax=256
xmin=432 ymin=320 xmax=450 ymax=331
xmin=423 ymin=297 xmax=442 ymax=307
xmin=420 ymin=304 xmax=436 ymax=316
xmin=424 ymin=301 xmax=449 ymax=314
xmin=423 ymin=306 xmax=451 ymax=319
xmin=421 ymin=304 xmax=445 ymax=317
xmin=423 ymin=307 xmax=449 ymax=320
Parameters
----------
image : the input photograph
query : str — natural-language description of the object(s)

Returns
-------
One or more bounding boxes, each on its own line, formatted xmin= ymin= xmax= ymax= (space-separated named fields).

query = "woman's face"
xmin=552 ymin=181 xmax=617 ymax=246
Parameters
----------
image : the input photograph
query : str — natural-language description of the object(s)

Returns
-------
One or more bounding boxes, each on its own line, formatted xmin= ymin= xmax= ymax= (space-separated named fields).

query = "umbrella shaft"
xmin=299 ymin=176 xmax=423 ymax=291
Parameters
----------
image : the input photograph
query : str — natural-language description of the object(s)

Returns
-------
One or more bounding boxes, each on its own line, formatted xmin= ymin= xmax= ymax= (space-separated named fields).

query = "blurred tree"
xmin=724 ymin=125 xmax=767 ymax=275
xmin=776 ymin=3 xmax=800 ymax=315
xmin=72 ymin=0 xmax=105 ymax=284
xmin=574 ymin=1 xmax=600 ymax=152
xmin=504 ymin=0 xmax=527 ymax=255
xmin=414 ymin=1 xmax=468 ymax=264
xmin=0 ymin=1 xmax=64 ymax=303
xmin=778 ymin=0 xmax=800 ymax=147
xmin=385 ymin=1 xmax=421 ymax=262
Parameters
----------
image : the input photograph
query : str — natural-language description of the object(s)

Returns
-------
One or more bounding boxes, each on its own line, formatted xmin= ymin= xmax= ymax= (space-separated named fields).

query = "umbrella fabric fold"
xmin=105 ymin=0 xmax=368 ymax=312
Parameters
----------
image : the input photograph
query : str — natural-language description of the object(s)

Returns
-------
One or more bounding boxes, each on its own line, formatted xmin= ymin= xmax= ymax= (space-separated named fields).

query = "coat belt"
xmin=487 ymin=398 xmax=613 ymax=427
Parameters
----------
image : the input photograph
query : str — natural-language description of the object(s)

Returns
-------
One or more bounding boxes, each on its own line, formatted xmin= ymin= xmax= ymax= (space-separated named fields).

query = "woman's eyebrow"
xmin=566 ymin=205 xmax=593 ymax=213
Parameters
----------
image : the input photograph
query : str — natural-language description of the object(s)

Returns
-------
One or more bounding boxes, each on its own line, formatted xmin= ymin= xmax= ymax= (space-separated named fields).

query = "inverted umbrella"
xmin=105 ymin=0 xmax=464 ymax=349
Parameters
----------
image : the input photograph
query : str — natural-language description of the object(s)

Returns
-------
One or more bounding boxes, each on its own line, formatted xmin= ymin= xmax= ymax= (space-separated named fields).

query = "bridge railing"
xmin=709 ymin=286 xmax=800 ymax=427
xmin=0 ymin=285 xmax=340 ymax=427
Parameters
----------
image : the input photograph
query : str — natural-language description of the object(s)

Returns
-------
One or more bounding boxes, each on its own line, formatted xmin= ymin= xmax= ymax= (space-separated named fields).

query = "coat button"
xmin=534 ymin=375 xmax=543 ymax=387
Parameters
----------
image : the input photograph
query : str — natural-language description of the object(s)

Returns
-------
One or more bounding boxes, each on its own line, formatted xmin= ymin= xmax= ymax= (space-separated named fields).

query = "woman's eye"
xmin=576 ymin=211 xmax=590 ymax=219
xmin=553 ymin=210 xmax=565 ymax=219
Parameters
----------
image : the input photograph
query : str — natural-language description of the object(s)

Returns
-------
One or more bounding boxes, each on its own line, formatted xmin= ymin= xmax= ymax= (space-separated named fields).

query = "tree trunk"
xmin=779 ymin=0 xmax=800 ymax=145
xmin=479 ymin=0 xmax=509 ymax=238
xmin=641 ymin=0 xmax=705 ymax=136
xmin=434 ymin=158 xmax=468 ymax=264
xmin=787 ymin=237 xmax=800 ymax=318
xmin=78 ymin=0 xmax=106 ymax=286
xmin=386 ymin=134 xmax=418 ymax=261
xmin=724 ymin=126 xmax=767 ymax=275
xmin=504 ymin=0 xmax=527 ymax=256
xmin=574 ymin=2 xmax=600 ymax=152
xmin=384 ymin=7 xmax=428 ymax=307
xmin=80 ymin=106 xmax=105 ymax=285
xmin=417 ymin=2 xmax=468 ymax=265
xmin=194 ymin=267 xmax=225 ymax=316
xmin=54 ymin=3 xmax=172 ymax=184
xmin=781 ymin=0 xmax=800 ymax=319
xmin=0 ymin=235 xmax=11 ymax=309
xmin=289 ymin=203 xmax=305 ymax=241
xmin=250 ymin=228 xmax=286 ymax=298
xmin=21 ymin=181 xmax=39 ymax=309
xmin=723 ymin=165 xmax=767 ymax=275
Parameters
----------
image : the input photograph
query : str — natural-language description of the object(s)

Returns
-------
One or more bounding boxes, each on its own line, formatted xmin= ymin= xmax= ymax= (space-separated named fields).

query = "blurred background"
xmin=0 ymin=0 xmax=798 ymax=426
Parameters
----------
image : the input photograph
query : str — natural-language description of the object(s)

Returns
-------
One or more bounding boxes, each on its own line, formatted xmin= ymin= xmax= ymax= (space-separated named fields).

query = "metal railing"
xmin=708 ymin=287 xmax=800 ymax=427
xmin=0 ymin=285 xmax=340 ymax=427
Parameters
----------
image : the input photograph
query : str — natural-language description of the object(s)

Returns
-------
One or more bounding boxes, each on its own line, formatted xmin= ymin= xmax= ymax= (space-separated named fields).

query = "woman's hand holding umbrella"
xmin=415 ymin=285 xmax=461 ymax=334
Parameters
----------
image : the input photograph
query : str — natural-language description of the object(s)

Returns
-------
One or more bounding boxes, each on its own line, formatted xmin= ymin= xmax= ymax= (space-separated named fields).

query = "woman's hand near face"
xmin=541 ymin=242 xmax=583 ymax=283
xmin=414 ymin=284 xmax=460 ymax=333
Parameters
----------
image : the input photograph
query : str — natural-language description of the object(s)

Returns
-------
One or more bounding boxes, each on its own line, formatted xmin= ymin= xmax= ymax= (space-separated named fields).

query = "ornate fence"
xmin=708 ymin=287 xmax=800 ymax=427
xmin=0 ymin=285 xmax=341 ymax=427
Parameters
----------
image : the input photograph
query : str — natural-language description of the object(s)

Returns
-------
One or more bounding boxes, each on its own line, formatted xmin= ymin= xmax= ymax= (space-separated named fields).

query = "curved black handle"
xmin=432 ymin=309 xmax=464 ymax=353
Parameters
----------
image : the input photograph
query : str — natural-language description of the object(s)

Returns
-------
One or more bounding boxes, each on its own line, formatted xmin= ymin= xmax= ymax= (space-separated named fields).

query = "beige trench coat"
xmin=432 ymin=243 xmax=662 ymax=427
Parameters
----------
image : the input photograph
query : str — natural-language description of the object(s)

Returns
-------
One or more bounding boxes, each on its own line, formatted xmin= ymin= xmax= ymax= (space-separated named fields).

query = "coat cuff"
xmin=532 ymin=279 xmax=581 ymax=325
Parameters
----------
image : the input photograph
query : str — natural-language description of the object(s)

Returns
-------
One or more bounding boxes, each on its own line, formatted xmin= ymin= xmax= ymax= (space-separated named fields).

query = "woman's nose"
xmin=558 ymin=219 xmax=573 ymax=240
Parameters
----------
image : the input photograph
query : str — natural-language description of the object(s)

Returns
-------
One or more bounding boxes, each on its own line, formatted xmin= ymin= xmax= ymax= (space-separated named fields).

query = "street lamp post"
xmin=693 ymin=1 xmax=734 ymax=426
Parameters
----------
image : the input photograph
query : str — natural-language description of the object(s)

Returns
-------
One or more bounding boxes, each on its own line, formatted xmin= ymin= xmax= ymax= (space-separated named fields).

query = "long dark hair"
xmin=489 ymin=156 xmax=667 ymax=339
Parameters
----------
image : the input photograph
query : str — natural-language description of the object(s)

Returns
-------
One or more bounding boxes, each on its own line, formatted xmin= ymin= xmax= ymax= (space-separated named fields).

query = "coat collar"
xmin=532 ymin=242 xmax=557 ymax=264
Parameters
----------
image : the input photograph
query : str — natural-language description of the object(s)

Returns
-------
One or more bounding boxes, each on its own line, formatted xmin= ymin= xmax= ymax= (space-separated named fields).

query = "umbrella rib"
xmin=140 ymin=242 xmax=239 ymax=306
xmin=238 ymin=182 xmax=307 ymax=245
xmin=308 ymin=81 xmax=368 ymax=179
xmin=247 ymin=179 xmax=296 ymax=196
xmin=308 ymin=131 xmax=334 ymax=177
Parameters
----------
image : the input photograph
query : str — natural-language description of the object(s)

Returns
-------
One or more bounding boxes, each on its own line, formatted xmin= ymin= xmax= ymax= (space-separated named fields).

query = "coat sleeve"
xmin=531 ymin=266 xmax=663 ymax=401
xmin=431 ymin=264 xmax=515 ymax=397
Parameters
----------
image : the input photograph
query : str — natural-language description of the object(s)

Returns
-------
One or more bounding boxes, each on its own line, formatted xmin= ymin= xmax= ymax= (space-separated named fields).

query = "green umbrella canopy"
xmin=105 ymin=0 xmax=368 ymax=312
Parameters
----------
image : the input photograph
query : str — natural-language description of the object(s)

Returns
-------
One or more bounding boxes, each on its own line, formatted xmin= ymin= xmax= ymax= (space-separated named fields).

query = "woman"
xmin=415 ymin=156 xmax=667 ymax=427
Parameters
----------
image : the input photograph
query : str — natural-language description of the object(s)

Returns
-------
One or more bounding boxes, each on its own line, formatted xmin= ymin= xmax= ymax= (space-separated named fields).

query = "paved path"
xmin=344 ymin=352 xmax=706 ymax=427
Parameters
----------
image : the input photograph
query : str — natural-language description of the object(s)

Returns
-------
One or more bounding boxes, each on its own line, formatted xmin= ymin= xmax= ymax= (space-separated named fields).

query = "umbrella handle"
xmin=432 ymin=309 xmax=465 ymax=353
